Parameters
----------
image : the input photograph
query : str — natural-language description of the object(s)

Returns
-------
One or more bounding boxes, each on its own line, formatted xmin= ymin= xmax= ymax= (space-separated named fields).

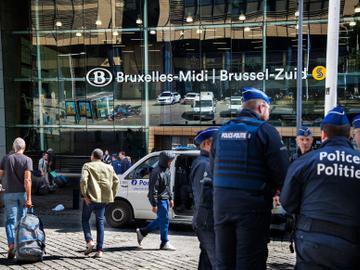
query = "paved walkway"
xmin=0 ymin=188 xmax=295 ymax=269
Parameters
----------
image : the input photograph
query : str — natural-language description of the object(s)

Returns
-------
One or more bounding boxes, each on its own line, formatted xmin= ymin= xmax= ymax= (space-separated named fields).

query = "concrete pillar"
xmin=324 ymin=0 xmax=340 ymax=114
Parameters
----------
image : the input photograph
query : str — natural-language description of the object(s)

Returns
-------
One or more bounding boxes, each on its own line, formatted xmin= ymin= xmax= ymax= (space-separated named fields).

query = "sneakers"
xmin=7 ymin=246 xmax=15 ymax=259
xmin=160 ymin=242 xmax=176 ymax=251
xmin=84 ymin=240 xmax=95 ymax=255
xmin=136 ymin=228 xmax=145 ymax=245
xmin=136 ymin=228 xmax=175 ymax=251
xmin=94 ymin=251 xmax=103 ymax=258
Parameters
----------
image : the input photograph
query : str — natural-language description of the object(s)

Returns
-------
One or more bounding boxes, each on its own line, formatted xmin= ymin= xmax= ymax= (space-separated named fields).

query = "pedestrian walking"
xmin=352 ymin=114 xmax=360 ymax=149
xmin=280 ymin=106 xmax=360 ymax=269
xmin=211 ymin=87 xmax=289 ymax=270
xmin=80 ymin=148 xmax=120 ymax=258
xmin=290 ymin=126 xmax=314 ymax=162
xmin=0 ymin=138 xmax=33 ymax=259
xmin=190 ymin=127 xmax=219 ymax=269
xmin=136 ymin=151 xmax=176 ymax=251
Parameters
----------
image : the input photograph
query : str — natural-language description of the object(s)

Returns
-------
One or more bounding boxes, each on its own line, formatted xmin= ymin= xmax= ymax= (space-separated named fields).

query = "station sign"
xmin=86 ymin=66 xmax=326 ymax=87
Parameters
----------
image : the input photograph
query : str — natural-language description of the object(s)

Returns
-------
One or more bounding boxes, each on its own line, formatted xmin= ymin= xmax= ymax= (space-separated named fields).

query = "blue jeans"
xmin=141 ymin=200 xmax=170 ymax=246
xmin=81 ymin=202 xmax=106 ymax=251
xmin=4 ymin=192 xmax=27 ymax=246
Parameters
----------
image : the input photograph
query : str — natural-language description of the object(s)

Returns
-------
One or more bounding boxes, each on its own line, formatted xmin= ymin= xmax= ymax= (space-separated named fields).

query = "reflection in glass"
xmin=1 ymin=0 xmax=360 ymax=155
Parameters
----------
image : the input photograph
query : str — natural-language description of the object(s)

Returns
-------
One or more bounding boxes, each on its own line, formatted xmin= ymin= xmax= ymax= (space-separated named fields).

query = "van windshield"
xmin=128 ymin=155 xmax=159 ymax=179
xmin=231 ymin=100 xmax=242 ymax=105
xmin=195 ymin=100 xmax=212 ymax=107
xmin=160 ymin=93 xmax=172 ymax=97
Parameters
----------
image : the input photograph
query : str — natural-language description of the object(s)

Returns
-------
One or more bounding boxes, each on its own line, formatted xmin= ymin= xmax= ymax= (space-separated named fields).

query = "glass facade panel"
xmin=1 ymin=0 xmax=360 ymax=156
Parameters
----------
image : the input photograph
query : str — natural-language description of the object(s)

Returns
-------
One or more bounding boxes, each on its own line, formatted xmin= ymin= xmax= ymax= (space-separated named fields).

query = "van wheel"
xmin=105 ymin=201 xmax=132 ymax=228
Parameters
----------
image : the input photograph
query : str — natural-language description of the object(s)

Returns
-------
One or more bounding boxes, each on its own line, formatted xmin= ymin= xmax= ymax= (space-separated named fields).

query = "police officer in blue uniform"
xmin=211 ymin=87 xmax=289 ymax=270
xmin=280 ymin=106 xmax=360 ymax=269
xmin=352 ymin=114 xmax=360 ymax=149
xmin=191 ymin=127 xmax=219 ymax=270
xmin=291 ymin=126 xmax=314 ymax=162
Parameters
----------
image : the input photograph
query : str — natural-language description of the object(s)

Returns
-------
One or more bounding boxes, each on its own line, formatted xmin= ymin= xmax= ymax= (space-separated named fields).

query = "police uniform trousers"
xmin=294 ymin=230 xmax=360 ymax=270
xmin=194 ymin=200 xmax=216 ymax=269
xmin=214 ymin=211 xmax=271 ymax=270
xmin=196 ymin=229 xmax=216 ymax=270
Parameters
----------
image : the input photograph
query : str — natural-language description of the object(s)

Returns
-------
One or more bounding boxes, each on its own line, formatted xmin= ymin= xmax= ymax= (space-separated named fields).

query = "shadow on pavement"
xmin=268 ymin=263 xmax=294 ymax=270
xmin=0 ymin=255 xmax=86 ymax=266
xmin=102 ymin=246 xmax=141 ymax=252
xmin=0 ymin=259 xmax=18 ymax=266
xmin=43 ymin=255 xmax=87 ymax=261
xmin=120 ymin=221 xmax=194 ymax=232
xmin=104 ymin=246 xmax=168 ymax=252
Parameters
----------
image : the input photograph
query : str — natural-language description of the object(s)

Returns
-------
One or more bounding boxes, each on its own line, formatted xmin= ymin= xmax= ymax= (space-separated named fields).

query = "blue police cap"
xmin=321 ymin=106 xmax=349 ymax=127
xmin=352 ymin=115 xmax=360 ymax=129
xmin=297 ymin=126 xmax=312 ymax=137
xmin=242 ymin=87 xmax=271 ymax=104
xmin=194 ymin=127 xmax=219 ymax=145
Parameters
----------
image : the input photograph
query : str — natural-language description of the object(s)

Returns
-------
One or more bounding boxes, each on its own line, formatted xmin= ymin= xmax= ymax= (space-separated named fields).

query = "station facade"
xmin=0 ymin=0 xmax=359 ymax=159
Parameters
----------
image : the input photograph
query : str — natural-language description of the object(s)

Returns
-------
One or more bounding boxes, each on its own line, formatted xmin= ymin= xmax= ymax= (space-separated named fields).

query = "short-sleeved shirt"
xmin=0 ymin=153 xmax=33 ymax=193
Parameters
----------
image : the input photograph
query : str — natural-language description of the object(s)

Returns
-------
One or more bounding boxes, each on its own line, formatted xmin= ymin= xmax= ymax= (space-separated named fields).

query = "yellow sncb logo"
xmin=312 ymin=66 xmax=326 ymax=81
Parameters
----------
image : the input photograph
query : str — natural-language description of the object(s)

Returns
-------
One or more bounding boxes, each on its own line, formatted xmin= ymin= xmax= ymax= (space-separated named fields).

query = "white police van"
xmin=105 ymin=149 xmax=290 ymax=232
xmin=105 ymin=149 xmax=199 ymax=228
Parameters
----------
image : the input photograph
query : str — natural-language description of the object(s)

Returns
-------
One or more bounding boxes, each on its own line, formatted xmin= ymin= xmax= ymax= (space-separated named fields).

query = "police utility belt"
xmin=296 ymin=215 xmax=360 ymax=244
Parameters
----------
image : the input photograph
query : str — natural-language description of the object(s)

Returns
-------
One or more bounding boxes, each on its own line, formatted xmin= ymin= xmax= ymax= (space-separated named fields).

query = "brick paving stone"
xmin=0 ymin=187 xmax=295 ymax=269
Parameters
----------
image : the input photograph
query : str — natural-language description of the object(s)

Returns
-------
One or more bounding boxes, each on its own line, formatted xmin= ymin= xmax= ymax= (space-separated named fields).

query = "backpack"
xmin=15 ymin=209 xmax=46 ymax=262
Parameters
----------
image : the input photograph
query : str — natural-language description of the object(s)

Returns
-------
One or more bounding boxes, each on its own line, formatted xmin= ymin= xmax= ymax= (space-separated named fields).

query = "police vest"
xmin=214 ymin=117 xmax=268 ymax=191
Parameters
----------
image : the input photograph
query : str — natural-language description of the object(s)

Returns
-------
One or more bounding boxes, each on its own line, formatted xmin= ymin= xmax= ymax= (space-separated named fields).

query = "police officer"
xmin=291 ymin=126 xmax=314 ymax=162
xmin=211 ymin=87 xmax=289 ymax=270
xmin=191 ymin=127 xmax=219 ymax=270
xmin=280 ymin=106 xmax=360 ymax=269
xmin=352 ymin=114 xmax=360 ymax=149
